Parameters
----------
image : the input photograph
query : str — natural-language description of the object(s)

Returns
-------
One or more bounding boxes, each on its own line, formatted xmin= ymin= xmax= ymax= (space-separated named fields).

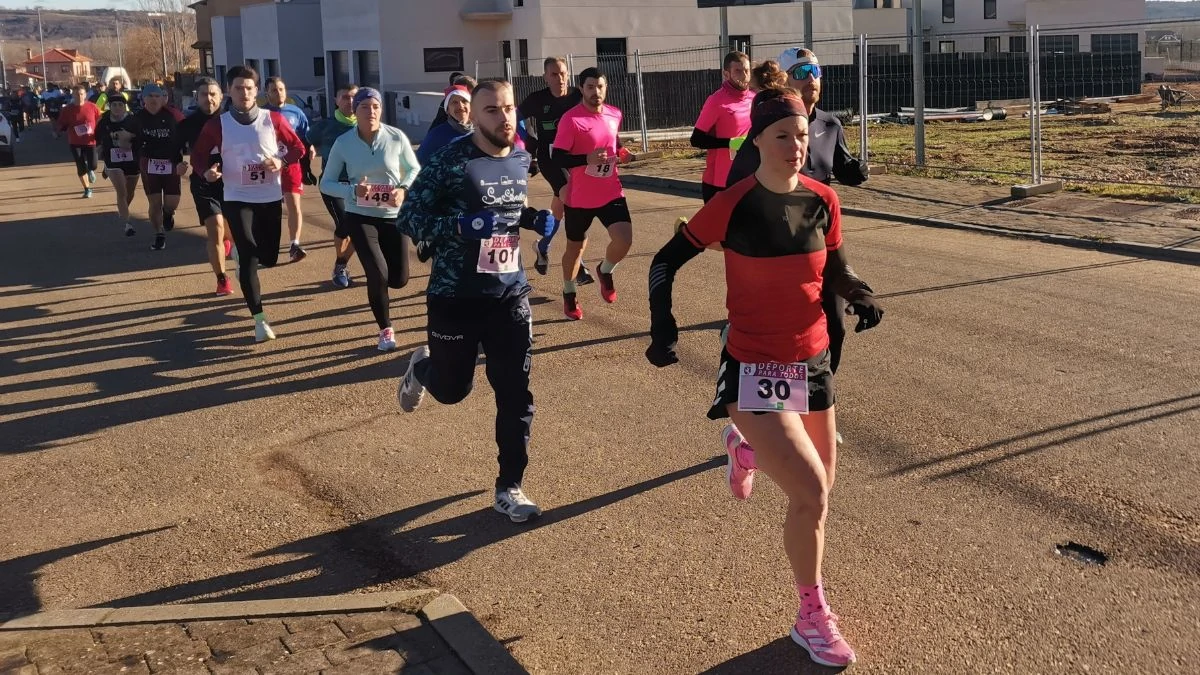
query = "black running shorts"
xmin=191 ymin=178 xmax=224 ymax=223
xmin=707 ymin=347 xmax=836 ymax=420
xmin=564 ymin=197 xmax=631 ymax=242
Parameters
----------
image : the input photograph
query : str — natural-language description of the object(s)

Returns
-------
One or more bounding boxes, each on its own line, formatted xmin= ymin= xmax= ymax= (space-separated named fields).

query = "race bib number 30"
xmin=147 ymin=159 xmax=173 ymax=175
xmin=737 ymin=362 xmax=809 ymax=414
xmin=356 ymin=184 xmax=395 ymax=208
xmin=585 ymin=162 xmax=614 ymax=178
xmin=74 ymin=124 xmax=92 ymax=137
xmin=110 ymin=148 xmax=133 ymax=163
xmin=476 ymin=234 xmax=520 ymax=274
xmin=241 ymin=163 xmax=268 ymax=185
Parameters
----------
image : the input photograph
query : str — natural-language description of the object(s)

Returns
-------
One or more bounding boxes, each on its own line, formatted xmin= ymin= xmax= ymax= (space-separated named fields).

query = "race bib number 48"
xmin=110 ymin=148 xmax=133 ymax=163
xmin=241 ymin=163 xmax=268 ymax=185
xmin=476 ymin=234 xmax=520 ymax=274
xmin=356 ymin=184 xmax=395 ymax=208
xmin=737 ymin=362 xmax=809 ymax=414
xmin=147 ymin=159 xmax=173 ymax=175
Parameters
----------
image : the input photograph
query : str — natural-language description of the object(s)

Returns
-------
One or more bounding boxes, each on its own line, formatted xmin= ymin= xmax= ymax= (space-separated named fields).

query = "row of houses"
xmin=3 ymin=48 xmax=95 ymax=89
xmin=192 ymin=0 xmax=1153 ymax=109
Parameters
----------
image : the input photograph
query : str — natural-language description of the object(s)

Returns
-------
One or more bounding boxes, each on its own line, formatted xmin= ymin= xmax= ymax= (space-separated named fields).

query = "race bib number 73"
xmin=147 ymin=159 xmax=173 ymax=175
xmin=737 ymin=362 xmax=809 ymax=414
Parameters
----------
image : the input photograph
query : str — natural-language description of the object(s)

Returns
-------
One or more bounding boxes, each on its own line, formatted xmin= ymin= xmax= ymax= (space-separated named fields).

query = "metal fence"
xmin=473 ymin=17 xmax=1200 ymax=195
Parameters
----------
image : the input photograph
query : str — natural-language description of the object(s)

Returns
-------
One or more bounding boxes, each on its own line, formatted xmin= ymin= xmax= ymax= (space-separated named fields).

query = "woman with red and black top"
xmin=645 ymin=84 xmax=884 ymax=668
xmin=55 ymin=84 xmax=101 ymax=199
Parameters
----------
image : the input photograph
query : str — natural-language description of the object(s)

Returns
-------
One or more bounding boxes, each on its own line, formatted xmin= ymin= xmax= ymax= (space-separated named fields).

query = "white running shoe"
xmin=398 ymin=345 xmax=430 ymax=412
xmin=494 ymin=485 xmax=542 ymax=523
xmin=378 ymin=327 xmax=397 ymax=352
xmin=255 ymin=321 xmax=276 ymax=343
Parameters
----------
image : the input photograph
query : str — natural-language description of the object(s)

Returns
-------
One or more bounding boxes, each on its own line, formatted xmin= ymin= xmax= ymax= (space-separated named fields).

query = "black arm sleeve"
xmin=690 ymin=127 xmax=729 ymax=150
xmin=831 ymin=125 xmax=869 ymax=186
xmin=823 ymin=245 xmax=874 ymax=302
xmin=552 ymin=150 xmax=589 ymax=169
xmin=646 ymin=231 xmax=706 ymax=365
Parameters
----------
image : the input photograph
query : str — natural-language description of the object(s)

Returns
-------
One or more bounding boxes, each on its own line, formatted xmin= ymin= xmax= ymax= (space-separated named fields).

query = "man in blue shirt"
xmin=397 ymin=80 xmax=559 ymax=524
xmin=265 ymin=77 xmax=317 ymax=262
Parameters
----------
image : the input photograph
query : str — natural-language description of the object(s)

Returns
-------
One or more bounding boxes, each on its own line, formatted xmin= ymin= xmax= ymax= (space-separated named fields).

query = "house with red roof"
xmin=22 ymin=48 xmax=93 ymax=86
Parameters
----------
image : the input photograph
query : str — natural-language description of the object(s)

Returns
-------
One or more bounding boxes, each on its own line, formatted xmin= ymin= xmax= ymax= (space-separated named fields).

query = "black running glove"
xmin=845 ymin=292 xmax=884 ymax=333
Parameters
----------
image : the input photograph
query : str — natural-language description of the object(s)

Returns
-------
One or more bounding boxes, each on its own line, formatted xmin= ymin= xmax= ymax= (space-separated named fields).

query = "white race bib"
xmin=74 ymin=124 xmax=92 ymax=137
xmin=737 ymin=362 xmax=809 ymax=414
xmin=356 ymin=184 xmax=395 ymax=208
xmin=585 ymin=161 xmax=614 ymax=178
xmin=476 ymin=234 xmax=520 ymax=274
xmin=110 ymin=148 xmax=133 ymax=163
xmin=241 ymin=163 xmax=268 ymax=185
xmin=147 ymin=159 xmax=173 ymax=175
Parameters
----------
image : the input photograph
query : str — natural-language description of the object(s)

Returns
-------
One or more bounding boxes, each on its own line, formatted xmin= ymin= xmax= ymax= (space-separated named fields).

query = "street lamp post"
xmin=115 ymin=15 xmax=124 ymax=73
xmin=37 ymin=7 xmax=48 ymax=86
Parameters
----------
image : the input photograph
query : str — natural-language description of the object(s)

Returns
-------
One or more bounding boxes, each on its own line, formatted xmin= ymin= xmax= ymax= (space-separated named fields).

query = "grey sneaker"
xmin=494 ymin=485 xmax=542 ymax=523
xmin=398 ymin=346 xmax=430 ymax=412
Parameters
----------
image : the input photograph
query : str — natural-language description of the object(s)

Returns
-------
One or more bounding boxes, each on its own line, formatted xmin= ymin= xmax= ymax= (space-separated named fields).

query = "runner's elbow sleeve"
xmin=824 ymin=247 xmax=874 ymax=300
xmin=649 ymin=232 xmax=703 ymax=316
xmin=689 ymin=128 xmax=728 ymax=150
xmin=552 ymin=149 xmax=588 ymax=169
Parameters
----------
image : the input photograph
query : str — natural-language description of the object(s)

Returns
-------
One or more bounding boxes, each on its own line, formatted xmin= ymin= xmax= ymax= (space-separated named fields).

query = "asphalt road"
xmin=2 ymin=122 xmax=1198 ymax=674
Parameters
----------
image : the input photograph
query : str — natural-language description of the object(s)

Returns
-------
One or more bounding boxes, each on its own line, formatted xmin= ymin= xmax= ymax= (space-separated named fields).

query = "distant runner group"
xmin=43 ymin=47 xmax=883 ymax=668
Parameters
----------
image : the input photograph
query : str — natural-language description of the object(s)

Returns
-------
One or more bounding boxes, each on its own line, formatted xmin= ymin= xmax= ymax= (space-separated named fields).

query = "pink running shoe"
xmin=722 ymin=424 xmax=756 ymax=501
xmin=791 ymin=609 xmax=857 ymax=667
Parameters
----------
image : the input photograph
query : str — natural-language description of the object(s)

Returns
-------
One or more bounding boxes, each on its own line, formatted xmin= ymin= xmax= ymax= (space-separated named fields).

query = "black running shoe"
xmin=150 ymin=234 xmax=166 ymax=251
xmin=576 ymin=264 xmax=595 ymax=286
xmin=163 ymin=212 xmax=175 ymax=232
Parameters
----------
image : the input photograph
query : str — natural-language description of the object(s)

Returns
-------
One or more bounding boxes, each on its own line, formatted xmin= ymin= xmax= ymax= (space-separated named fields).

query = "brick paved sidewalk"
xmin=0 ymin=594 xmax=523 ymax=675
xmin=624 ymin=157 xmax=1200 ymax=257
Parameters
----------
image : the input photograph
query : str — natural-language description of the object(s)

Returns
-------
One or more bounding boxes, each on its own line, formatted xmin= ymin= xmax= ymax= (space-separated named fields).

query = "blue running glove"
xmin=456 ymin=210 xmax=497 ymax=239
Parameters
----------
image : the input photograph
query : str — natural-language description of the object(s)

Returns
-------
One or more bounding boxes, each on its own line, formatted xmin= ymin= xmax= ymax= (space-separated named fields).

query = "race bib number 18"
xmin=585 ymin=162 xmax=614 ymax=178
xmin=147 ymin=159 xmax=173 ymax=175
xmin=356 ymin=184 xmax=395 ymax=208
xmin=241 ymin=163 xmax=268 ymax=185
xmin=476 ymin=234 xmax=520 ymax=274
xmin=737 ymin=362 xmax=809 ymax=414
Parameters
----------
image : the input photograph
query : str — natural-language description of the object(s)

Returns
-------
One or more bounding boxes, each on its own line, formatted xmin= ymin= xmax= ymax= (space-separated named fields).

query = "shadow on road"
xmin=878 ymin=259 xmax=1144 ymax=300
xmin=0 ymin=526 xmax=175 ymax=617
xmin=701 ymin=636 xmax=843 ymax=675
xmin=96 ymin=456 xmax=724 ymax=608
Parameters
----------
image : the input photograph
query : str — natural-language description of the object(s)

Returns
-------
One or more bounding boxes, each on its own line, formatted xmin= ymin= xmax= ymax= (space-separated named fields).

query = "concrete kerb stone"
xmin=420 ymin=594 xmax=528 ymax=675
xmin=620 ymin=173 xmax=1200 ymax=266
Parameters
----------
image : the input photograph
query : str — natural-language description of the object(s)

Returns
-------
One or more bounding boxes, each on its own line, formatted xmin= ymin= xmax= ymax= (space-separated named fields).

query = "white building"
xmin=240 ymin=0 xmax=325 ymax=91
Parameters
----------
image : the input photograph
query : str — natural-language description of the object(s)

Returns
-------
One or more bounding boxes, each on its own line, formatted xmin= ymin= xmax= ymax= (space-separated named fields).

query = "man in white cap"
xmin=417 ymin=85 xmax=472 ymax=165
xmin=778 ymin=47 xmax=868 ymax=188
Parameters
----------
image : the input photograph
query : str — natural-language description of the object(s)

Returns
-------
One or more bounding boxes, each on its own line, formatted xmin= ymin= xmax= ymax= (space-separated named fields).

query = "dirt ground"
xmin=648 ymin=81 xmax=1200 ymax=202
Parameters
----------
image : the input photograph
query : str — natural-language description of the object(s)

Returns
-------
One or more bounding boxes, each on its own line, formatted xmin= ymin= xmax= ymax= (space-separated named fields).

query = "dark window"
xmin=596 ymin=37 xmax=627 ymax=74
xmin=515 ymin=0 xmax=523 ymax=5
xmin=729 ymin=34 xmax=752 ymax=58
xmin=1040 ymin=34 xmax=1080 ymax=53
xmin=942 ymin=0 xmax=955 ymax=23
xmin=867 ymin=43 xmax=900 ymax=57
xmin=984 ymin=36 xmax=1000 ymax=53
xmin=423 ymin=47 xmax=464 ymax=73
xmin=313 ymin=57 xmax=324 ymax=77
xmin=1091 ymin=33 xmax=1138 ymax=53
xmin=265 ymin=59 xmax=279 ymax=77
xmin=1009 ymin=35 xmax=1027 ymax=53
xmin=984 ymin=0 xmax=996 ymax=20
xmin=923 ymin=41 xmax=931 ymax=53
xmin=245 ymin=58 xmax=259 ymax=73
xmin=518 ymin=39 xmax=529 ymax=76
xmin=355 ymin=50 xmax=380 ymax=88
xmin=330 ymin=50 xmax=350 ymax=91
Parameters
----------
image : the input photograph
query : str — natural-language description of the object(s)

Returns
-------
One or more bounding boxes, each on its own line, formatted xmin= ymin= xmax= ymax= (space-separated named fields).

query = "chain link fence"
xmin=463 ymin=17 xmax=1200 ymax=198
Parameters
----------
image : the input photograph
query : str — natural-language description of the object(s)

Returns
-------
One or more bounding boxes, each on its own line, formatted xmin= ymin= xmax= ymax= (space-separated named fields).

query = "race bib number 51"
xmin=476 ymin=234 xmax=519 ymax=274
xmin=148 ymin=159 xmax=173 ymax=175
xmin=356 ymin=184 xmax=395 ymax=208
xmin=737 ymin=362 xmax=809 ymax=414
xmin=241 ymin=163 xmax=268 ymax=185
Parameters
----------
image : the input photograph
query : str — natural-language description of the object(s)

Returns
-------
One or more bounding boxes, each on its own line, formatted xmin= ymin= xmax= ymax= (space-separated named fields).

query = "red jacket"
xmin=56 ymin=102 xmax=101 ymax=146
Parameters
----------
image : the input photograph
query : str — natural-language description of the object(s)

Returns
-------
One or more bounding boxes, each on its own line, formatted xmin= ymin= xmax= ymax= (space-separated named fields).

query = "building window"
xmin=942 ymin=0 xmax=954 ymax=23
xmin=923 ymin=41 xmax=931 ymax=53
xmin=984 ymin=0 xmax=996 ymax=20
xmin=867 ymin=44 xmax=900 ymax=57
xmin=984 ymin=36 xmax=1000 ymax=53
xmin=514 ymin=0 xmax=523 ymax=6
xmin=313 ymin=57 xmax=325 ymax=77
xmin=265 ymin=59 xmax=279 ymax=77
xmin=1091 ymin=33 xmax=1138 ymax=53
xmin=1009 ymin=35 xmax=1027 ymax=53
xmin=355 ymin=50 xmax=380 ymax=88
xmin=423 ymin=47 xmax=464 ymax=73
xmin=203 ymin=50 xmax=213 ymax=75
xmin=518 ymin=39 xmax=529 ymax=76
xmin=729 ymin=34 xmax=752 ymax=58
xmin=245 ymin=58 xmax=259 ymax=74
xmin=939 ymin=40 xmax=955 ymax=53
xmin=61 ymin=64 xmax=70 ymax=73
xmin=330 ymin=50 xmax=350 ymax=90
xmin=596 ymin=37 xmax=627 ymax=74
xmin=500 ymin=40 xmax=512 ymax=65
xmin=1040 ymin=34 xmax=1080 ymax=54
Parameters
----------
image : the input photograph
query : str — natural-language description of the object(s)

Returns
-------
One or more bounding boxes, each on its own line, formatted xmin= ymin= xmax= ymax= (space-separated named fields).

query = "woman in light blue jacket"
xmin=320 ymin=88 xmax=420 ymax=352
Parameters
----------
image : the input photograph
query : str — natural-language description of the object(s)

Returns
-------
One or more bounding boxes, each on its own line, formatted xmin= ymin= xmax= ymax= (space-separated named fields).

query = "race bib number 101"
xmin=737 ymin=362 xmax=809 ymax=414
xmin=476 ymin=234 xmax=520 ymax=274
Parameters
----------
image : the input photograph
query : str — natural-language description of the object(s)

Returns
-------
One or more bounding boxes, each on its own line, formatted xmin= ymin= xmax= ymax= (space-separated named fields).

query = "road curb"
xmin=621 ymin=174 xmax=1200 ymax=265
xmin=0 ymin=590 xmax=521 ymax=674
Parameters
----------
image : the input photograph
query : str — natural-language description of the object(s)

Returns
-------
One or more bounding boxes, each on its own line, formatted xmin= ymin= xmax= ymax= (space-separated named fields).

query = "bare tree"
xmin=133 ymin=0 xmax=198 ymax=76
